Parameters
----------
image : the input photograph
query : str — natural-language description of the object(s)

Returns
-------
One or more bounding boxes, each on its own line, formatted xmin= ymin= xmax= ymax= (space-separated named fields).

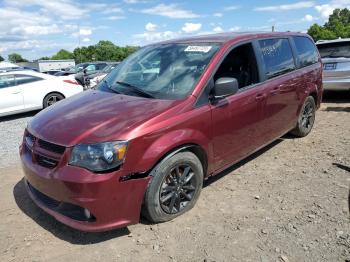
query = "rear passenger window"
xmin=259 ymin=38 xmax=295 ymax=79
xmin=15 ymin=74 xmax=42 ymax=85
xmin=293 ymin=36 xmax=318 ymax=67
xmin=0 ymin=75 xmax=16 ymax=88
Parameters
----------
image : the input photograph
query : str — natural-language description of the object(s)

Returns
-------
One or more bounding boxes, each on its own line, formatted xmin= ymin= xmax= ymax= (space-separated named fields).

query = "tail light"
xmin=63 ymin=79 xmax=79 ymax=85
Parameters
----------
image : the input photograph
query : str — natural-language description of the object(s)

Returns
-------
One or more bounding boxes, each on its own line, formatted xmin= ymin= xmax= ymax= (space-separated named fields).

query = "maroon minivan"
xmin=20 ymin=32 xmax=322 ymax=232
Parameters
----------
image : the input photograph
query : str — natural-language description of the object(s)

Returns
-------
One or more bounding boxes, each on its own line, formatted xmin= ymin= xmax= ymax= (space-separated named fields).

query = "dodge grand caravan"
xmin=20 ymin=32 xmax=323 ymax=232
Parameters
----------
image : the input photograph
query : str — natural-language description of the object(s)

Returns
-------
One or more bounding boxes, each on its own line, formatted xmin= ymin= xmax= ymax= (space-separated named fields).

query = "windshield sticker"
xmin=184 ymin=46 xmax=212 ymax=53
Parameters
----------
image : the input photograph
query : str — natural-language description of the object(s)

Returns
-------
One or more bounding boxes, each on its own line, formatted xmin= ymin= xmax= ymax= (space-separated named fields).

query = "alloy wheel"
xmin=159 ymin=164 xmax=197 ymax=214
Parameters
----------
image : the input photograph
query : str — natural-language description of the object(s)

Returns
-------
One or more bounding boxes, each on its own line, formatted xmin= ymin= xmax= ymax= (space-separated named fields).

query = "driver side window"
xmin=214 ymin=42 xmax=260 ymax=90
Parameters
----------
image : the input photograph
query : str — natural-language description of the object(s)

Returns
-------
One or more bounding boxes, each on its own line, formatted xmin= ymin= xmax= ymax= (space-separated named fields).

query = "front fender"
xmin=129 ymin=128 xmax=212 ymax=174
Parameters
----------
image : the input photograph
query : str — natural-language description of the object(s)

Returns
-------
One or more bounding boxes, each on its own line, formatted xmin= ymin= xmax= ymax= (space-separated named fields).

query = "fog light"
xmin=84 ymin=208 xmax=91 ymax=219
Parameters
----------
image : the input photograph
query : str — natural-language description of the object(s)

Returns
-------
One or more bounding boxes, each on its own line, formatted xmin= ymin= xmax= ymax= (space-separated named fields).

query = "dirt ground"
xmin=0 ymin=91 xmax=349 ymax=262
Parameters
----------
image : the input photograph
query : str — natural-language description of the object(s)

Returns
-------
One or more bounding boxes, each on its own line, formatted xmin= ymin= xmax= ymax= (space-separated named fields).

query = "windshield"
xmin=102 ymin=64 xmax=119 ymax=73
xmin=317 ymin=41 xmax=350 ymax=58
xmin=98 ymin=43 xmax=220 ymax=100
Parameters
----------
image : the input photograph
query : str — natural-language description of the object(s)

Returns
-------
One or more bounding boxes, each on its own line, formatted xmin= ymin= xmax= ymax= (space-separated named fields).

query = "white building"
xmin=18 ymin=60 xmax=75 ymax=72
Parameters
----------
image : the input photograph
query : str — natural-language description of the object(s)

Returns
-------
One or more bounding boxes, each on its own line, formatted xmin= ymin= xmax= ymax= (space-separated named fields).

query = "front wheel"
xmin=142 ymin=151 xmax=203 ymax=223
xmin=290 ymin=96 xmax=316 ymax=137
xmin=43 ymin=93 xmax=64 ymax=108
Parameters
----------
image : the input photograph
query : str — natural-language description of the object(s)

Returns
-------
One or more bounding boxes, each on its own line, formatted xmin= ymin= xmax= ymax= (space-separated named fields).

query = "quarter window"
xmin=293 ymin=36 xmax=318 ymax=67
xmin=259 ymin=38 xmax=295 ymax=79
xmin=0 ymin=75 xmax=16 ymax=88
xmin=15 ymin=74 xmax=42 ymax=85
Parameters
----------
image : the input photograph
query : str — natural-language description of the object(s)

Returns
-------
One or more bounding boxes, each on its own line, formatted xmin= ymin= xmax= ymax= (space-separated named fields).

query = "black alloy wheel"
xmin=159 ymin=164 xmax=197 ymax=214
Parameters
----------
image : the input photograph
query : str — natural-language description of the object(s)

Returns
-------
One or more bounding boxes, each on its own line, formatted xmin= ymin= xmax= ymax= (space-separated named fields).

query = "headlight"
xmin=69 ymin=141 xmax=128 ymax=172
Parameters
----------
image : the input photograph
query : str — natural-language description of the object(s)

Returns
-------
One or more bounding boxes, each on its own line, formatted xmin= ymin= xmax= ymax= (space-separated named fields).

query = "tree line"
xmin=1 ymin=8 xmax=349 ymax=64
xmin=307 ymin=8 xmax=350 ymax=41
xmin=2 ymin=40 xmax=139 ymax=64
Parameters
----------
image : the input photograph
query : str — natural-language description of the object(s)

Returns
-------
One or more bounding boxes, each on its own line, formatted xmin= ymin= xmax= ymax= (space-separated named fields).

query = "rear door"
xmin=0 ymin=74 xmax=24 ymax=115
xmin=256 ymin=38 xmax=299 ymax=141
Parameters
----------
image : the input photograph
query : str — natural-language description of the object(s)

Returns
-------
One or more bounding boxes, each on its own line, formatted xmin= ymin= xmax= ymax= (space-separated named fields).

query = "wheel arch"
xmin=43 ymin=91 xmax=65 ymax=107
xmin=143 ymin=143 xmax=209 ymax=179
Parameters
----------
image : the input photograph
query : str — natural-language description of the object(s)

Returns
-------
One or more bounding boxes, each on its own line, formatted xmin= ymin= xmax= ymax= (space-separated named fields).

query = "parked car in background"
xmin=43 ymin=70 xmax=63 ymax=75
xmin=20 ymin=32 xmax=322 ymax=232
xmin=0 ymin=70 xmax=83 ymax=117
xmin=316 ymin=38 xmax=350 ymax=91
xmin=86 ymin=62 xmax=120 ymax=88
xmin=74 ymin=62 xmax=110 ymax=87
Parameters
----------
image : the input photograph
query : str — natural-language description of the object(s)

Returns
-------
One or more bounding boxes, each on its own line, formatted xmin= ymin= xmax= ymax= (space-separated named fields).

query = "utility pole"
xmin=78 ymin=23 xmax=82 ymax=64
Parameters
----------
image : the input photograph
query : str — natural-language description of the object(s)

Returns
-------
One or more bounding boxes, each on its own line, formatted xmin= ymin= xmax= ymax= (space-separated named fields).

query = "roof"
xmin=316 ymin=38 xmax=350 ymax=45
xmin=38 ymin=59 xmax=75 ymax=63
xmin=155 ymin=31 xmax=309 ymax=45
xmin=0 ymin=61 xmax=20 ymax=69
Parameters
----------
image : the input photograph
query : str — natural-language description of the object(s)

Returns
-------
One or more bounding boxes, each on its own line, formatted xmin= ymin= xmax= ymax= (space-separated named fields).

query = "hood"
xmin=28 ymin=90 xmax=178 ymax=146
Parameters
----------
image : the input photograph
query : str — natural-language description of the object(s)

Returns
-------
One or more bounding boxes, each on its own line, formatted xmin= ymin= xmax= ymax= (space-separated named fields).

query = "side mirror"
xmin=212 ymin=77 xmax=239 ymax=100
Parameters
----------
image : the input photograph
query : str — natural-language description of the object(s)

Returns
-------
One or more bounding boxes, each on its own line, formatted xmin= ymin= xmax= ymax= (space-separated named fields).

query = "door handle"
xmin=255 ymin=93 xmax=266 ymax=101
xmin=12 ymin=91 xmax=21 ymax=94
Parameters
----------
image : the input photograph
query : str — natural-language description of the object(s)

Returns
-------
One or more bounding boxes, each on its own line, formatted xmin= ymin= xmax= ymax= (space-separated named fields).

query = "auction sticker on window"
xmin=184 ymin=46 xmax=212 ymax=53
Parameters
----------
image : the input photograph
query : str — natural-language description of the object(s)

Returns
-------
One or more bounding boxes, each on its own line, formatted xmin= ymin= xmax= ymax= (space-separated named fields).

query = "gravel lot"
xmin=0 ymin=92 xmax=349 ymax=262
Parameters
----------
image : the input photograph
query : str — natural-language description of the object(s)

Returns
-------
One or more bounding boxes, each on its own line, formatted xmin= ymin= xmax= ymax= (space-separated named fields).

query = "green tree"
xmin=39 ymin=56 xmax=50 ymax=60
xmin=51 ymin=49 xmax=74 ymax=60
xmin=0 ymin=55 xmax=4 ymax=62
xmin=72 ymin=41 xmax=139 ymax=63
xmin=307 ymin=8 xmax=350 ymax=41
xmin=8 ymin=53 xmax=28 ymax=63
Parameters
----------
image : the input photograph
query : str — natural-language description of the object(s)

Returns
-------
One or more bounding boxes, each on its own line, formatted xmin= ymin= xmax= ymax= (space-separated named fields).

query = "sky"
xmin=0 ymin=0 xmax=349 ymax=60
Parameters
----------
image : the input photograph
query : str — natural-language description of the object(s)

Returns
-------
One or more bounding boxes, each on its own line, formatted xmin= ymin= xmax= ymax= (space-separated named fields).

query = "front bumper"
xmin=20 ymin=142 xmax=150 ymax=232
xmin=323 ymin=78 xmax=350 ymax=91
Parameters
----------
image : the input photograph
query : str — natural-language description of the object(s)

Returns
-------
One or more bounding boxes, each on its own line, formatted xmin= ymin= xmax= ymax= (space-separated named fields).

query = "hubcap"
xmin=301 ymin=102 xmax=314 ymax=130
xmin=159 ymin=164 xmax=197 ymax=214
xmin=47 ymin=95 xmax=60 ymax=106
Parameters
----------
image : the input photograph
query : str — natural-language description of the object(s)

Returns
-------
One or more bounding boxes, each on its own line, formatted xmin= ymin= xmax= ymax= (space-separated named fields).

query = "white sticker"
xmin=184 ymin=46 xmax=212 ymax=53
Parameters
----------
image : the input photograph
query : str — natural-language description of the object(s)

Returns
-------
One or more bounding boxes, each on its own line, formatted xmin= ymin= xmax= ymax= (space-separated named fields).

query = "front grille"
xmin=36 ymin=154 xmax=59 ymax=169
xmin=38 ymin=139 xmax=65 ymax=154
xmin=25 ymin=131 xmax=66 ymax=169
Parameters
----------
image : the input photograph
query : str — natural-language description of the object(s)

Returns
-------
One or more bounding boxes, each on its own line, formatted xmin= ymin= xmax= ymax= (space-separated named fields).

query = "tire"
xmin=43 ymin=93 xmax=64 ymax=108
xmin=142 ymin=151 xmax=204 ymax=223
xmin=290 ymin=96 xmax=316 ymax=137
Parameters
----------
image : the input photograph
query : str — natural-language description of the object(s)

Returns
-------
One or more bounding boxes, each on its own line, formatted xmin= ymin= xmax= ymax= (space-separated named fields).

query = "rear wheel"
xmin=43 ymin=93 xmax=64 ymax=108
xmin=291 ymin=96 xmax=316 ymax=137
xmin=142 ymin=151 xmax=203 ymax=223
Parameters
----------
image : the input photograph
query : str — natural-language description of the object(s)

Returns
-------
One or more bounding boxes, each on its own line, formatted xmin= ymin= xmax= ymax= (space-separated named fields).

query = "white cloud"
xmin=303 ymin=14 xmax=315 ymax=21
xmin=213 ymin=13 xmax=223 ymax=17
xmin=145 ymin=22 xmax=158 ymax=31
xmin=315 ymin=0 xmax=350 ymax=19
xmin=229 ymin=26 xmax=241 ymax=32
xmin=79 ymin=28 xmax=92 ymax=36
xmin=213 ymin=26 xmax=224 ymax=33
xmin=133 ymin=31 xmax=179 ymax=43
xmin=224 ymin=5 xmax=240 ymax=11
xmin=4 ymin=0 xmax=88 ymax=20
xmin=82 ymin=38 xmax=90 ymax=42
xmin=182 ymin=23 xmax=202 ymax=33
xmin=102 ymin=7 xmax=124 ymax=14
xmin=124 ymin=0 xmax=149 ymax=3
xmin=254 ymin=1 xmax=315 ymax=12
xmin=106 ymin=16 xmax=126 ymax=20
xmin=140 ymin=4 xmax=200 ymax=19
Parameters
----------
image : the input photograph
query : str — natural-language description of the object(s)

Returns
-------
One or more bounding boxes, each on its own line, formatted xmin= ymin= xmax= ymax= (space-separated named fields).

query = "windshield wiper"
xmin=116 ymin=81 xmax=155 ymax=98
xmin=103 ymin=80 xmax=121 ymax=94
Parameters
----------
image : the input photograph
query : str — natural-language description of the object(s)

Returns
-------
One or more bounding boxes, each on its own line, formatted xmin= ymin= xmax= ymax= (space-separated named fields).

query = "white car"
xmin=0 ymin=70 xmax=83 ymax=117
